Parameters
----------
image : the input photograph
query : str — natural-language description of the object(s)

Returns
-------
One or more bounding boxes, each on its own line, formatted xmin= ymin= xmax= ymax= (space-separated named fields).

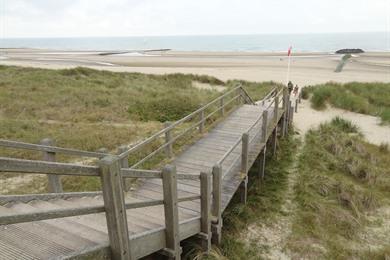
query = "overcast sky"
xmin=0 ymin=0 xmax=389 ymax=38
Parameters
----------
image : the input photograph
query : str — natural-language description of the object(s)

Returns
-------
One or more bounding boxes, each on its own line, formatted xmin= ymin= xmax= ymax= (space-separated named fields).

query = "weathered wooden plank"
xmin=0 ymin=205 xmax=105 ymax=225
xmin=99 ymin=155 xmax=132 ymax=260
xmin=211 ymin=164 xmax=222 ymax=245
xmin=0 ymin=157 xmax=99 ymax=176
xmin=261 ymin=110 xmax=269 ymax=143
xmin=40 ymin=138 xmax=63 ymax=193
xmin=161 ymin=165 xmax=181 ymax=259
xmin=240 ymin=133 xmax=249 ymax=204
xmin=258 ymin=147 xmax=267 ymax=180
xmin=0 ymin=192 xmax=102 ymax=206
xmin=199 ymin=171 xmax=211 ymax=252
xmin=165 ymin=122 xmax=174 ymax=158
xmin=0 ymin=140 xmax=109 ymax=158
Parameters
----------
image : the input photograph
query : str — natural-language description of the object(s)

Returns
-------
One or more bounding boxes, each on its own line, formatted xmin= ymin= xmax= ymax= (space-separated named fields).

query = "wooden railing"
xmin=0 ymin=85 xmax=293 ymax=259
xmin=0 ymin=156 xmax=207 ymax=259
xmin=0 ymin=85 xmax=253 ymax=193
xmin=117 ymin=85 xmax=255 ymax=169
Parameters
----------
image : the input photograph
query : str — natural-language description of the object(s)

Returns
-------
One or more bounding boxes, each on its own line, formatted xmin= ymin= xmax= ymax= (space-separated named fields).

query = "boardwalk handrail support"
xmin=117 ymin=85 xmax=254 ymax=168
xmin=0 ymin=86 xmax=289 ymax=259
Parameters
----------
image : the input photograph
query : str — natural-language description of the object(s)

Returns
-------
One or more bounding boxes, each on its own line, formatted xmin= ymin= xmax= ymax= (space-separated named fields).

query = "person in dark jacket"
xmin=287 ymin=81 xmax=293 ymax=95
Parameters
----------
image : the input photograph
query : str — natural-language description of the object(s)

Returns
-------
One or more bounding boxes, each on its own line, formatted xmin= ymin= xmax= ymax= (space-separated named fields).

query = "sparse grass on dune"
xmin=0 ymin=65 xmax=277 ymax=193
xmin=288 ymin=117 xmax=390 ymax=259
xmin=0 ymin=66 xmax=221 ymax=123
xmin=303 ymin=82 xmax=390 ymax=124
xmin=227 ymin=79 xmax=283 ymax=101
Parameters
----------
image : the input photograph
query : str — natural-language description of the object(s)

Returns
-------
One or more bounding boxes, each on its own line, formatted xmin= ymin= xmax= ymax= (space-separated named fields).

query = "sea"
xmin=0 ymin=32 xmax=388 ymax=52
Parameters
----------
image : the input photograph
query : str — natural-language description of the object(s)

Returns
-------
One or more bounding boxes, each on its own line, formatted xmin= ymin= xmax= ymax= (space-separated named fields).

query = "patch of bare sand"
xmin=360 ymin=205 xmax=390 ymax=252
xmin=294 ymin=99 xmax=390 ymax=145
xmin=192 ymin=81 xmax=226 ymax=92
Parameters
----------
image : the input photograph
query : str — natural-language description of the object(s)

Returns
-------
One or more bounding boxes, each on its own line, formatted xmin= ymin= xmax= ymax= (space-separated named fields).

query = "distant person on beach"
xmin=287 ymin=81 xmax=293 ymax=95
xmin=293 ymin=85 xmax=299 ymax=96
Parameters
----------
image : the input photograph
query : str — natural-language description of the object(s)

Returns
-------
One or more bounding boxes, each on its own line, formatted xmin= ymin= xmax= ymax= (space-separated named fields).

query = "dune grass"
xmin=303 ymin=82 xmax=390 ymax=124
xmin=287 ymin=117 xmax=390 ymax=259
xmin=0 ymin=65 xmax=277 ymax=193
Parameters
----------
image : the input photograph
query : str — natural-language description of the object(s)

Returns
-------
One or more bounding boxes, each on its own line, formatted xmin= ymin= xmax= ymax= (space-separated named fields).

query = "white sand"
xmin=1 ymin=49 xmax=389 ymax=86
xmin=294 ymin=99 xmax=390 ymax=145
xmin=1 ymin=48 xmax=389 ymax=144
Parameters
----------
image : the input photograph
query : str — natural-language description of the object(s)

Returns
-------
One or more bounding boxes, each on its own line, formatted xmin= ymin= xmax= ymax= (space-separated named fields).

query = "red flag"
xmin=287 ymin=46 xmax=292 ymax=56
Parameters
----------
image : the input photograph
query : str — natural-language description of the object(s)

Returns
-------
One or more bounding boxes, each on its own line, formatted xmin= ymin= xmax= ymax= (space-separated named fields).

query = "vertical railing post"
xmin=237 ymin=87 xmax=242 ymax=105
xmin=199 ymin=109 xmax=205 ymax=134
xmin=200 ymin=171 xmax=212 ymax=253
xmin=162 ymin=165 xmax=181 ymax=259
xmin=258 ymin=147 xmax=267 ymax=180
xmin=295 ymin=99 xmax=298 ymax=113
xmin=220 ymin=97 xmax=225 ymax=116
xmin=211 ymin=164 xmax=222 ymax=245
xmin=165 ymin=122 xmax=173 ymax=158
xmin=298 ymin=91 xmax=302 ymax=103
xmin=40 ymin=138 xmax=63 ymax=193
xmin=99 ymin=155 xmax=132 ymax=260
xmin=271 ymin=128 xmax=278 ymax=156
xmin=274 ymin=96 xmax=279 ymax=124
xmin=289 ymin=100 xmax=294 ymax=126
xmin=261 ymin=110 xmax=269 ymax=143
xmin=240 ymin=132 xmax=249 ymax=204
xmin=118 ymin=145 xmax=130 ymax=191
xmin=281 ymin=88 xmax=288 ymax=137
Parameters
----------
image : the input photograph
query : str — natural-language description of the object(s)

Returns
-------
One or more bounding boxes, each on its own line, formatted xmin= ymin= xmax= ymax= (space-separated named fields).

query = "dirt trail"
xmin=242 ymin=139 xmax=302 ymax=259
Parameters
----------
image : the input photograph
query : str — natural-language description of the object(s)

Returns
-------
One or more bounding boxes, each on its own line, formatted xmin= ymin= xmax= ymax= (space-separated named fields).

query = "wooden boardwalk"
xmin=0 ymin=86 xmax=295 ymax=259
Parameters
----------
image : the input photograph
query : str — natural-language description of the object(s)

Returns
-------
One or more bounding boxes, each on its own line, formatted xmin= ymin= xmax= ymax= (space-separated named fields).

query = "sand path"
xmin=294 ymin=98 xmax=390 ymax=145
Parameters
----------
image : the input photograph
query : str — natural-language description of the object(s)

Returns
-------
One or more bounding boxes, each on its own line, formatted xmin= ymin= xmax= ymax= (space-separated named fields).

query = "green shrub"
xmin=301 ymin=87 xmax=310 ymax=99
xmin=330 ymin=116 xmax=360 ymax=133
xmin=289 ymin=118 xmax=390 ymax=258
xmin=311 ymin=87 xmax=332 ymax=109
xmin=128 ymin=92 xmax=203 ymax=122
xmin=308 ymin=82 xmax=390 ymax=123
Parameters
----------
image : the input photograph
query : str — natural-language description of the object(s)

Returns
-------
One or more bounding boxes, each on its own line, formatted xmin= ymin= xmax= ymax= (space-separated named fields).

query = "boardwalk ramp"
xmin=0 ymin=85 xmax=294 ymax=259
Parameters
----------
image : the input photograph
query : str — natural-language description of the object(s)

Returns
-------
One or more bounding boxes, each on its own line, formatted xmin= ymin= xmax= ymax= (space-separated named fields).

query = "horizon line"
xmin=1 ymin=31 xmax=387 ymax=39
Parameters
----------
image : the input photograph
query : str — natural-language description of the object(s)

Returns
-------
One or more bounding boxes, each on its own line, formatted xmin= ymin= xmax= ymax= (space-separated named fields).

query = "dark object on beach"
xmin=335 ymin=49 xmax=364 ymax=54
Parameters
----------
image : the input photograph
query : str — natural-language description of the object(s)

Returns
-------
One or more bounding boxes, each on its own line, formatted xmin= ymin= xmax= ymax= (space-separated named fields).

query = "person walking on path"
xmin=293 ymin=85 xmax=299 ymax=96
xmin=288 ymin=81 xmax=294 ymax=95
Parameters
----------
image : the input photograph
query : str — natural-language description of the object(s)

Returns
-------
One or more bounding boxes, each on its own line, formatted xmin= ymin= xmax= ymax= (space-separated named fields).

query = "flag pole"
xmin=286 ymin=54 xmax=291 ymax=84
xmin=286 ymin=46 xmax=292 ymax=85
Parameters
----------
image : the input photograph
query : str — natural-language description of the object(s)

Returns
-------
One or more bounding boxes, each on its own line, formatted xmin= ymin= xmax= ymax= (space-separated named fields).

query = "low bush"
xmin=288 ymin=118 xmax=390 ymax=258
xmin=305 ymin=82 xmax=390 ymax=123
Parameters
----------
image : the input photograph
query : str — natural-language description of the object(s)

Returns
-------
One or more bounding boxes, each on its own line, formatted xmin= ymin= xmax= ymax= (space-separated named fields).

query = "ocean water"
xmin=0 ymin=32 xmax=388 ymax=52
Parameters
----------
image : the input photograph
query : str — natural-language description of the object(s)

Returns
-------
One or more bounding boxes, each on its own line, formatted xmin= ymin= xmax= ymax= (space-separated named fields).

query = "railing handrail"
xmin=0 ymin=157 xmax=100 ymax=176
xmin=0 ymin=194 xmax=201 ymax=225
xmin=118 ymin=85 xmax=246 ymax=160
xmin=217 ymin=88 xmax=283 ymax=165
xmin=0 ymin=139 xmax=110 ymax=158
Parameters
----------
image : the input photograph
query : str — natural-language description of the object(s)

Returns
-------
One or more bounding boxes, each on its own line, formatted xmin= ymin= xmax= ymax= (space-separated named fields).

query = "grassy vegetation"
xmin=288 ymin=117 xmax=390 ymax=259
xmin=0 ymin=65 xmax=278 ymax=193
xmin=303 ymin=82 xmax=390 ymax=123
xmin=184 ymin=135 xmax=299 ymax=259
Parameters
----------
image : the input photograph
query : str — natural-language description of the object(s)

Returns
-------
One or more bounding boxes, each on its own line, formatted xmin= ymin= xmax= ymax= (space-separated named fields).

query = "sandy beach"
xmin=1 ymin=49 xmax=389 ymax=86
